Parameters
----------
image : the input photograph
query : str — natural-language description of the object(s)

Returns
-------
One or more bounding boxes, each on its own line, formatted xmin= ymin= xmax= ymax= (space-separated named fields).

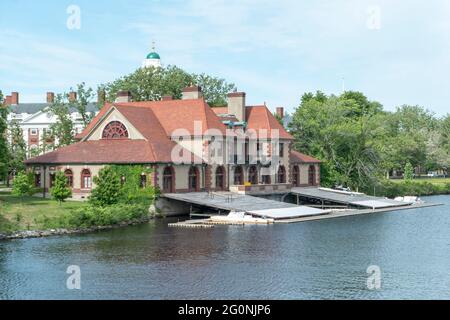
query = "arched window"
xmin=277 ymin=166 xmax=286 ymax=184
xmin=163 ymin=167 xmax=174 ymax=193
xmin=81 ymin=169 xmax=92 ymax=189
xmin=234 ymin=166 xmax=243 ymax=185
xmin=308 ymin=165 xmax=316 ymax=186
xmin=292 ymin=166 xmax=299 ymax=187
xmin=248 ymin=166 xmax=258 ymax=185
xmin=102 ymin=121 xmax=129 ymax=139
xmin=215 ymin=166 xmax=225 ymax=191
xmin=188 ymin=166 xmax=199 ymax=192
xmin=64 ymin=169 xmax=73 ymax=188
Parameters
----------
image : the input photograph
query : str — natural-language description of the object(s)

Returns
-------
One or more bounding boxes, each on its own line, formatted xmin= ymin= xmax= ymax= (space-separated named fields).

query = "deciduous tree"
xmin=50 ymin=171 xmax=72 ymax=204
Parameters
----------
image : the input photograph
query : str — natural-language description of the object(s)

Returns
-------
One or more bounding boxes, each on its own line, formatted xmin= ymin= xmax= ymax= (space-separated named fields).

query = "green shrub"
xmin=90 ymin=166 xmax=122 ymax=206
xmin=62 ymin=203 xmax=148 ymax=228
xmin=50 ymin=171 xmax=72 ymax=204
xmin=12 ymin=171 xmax=35 ymax=197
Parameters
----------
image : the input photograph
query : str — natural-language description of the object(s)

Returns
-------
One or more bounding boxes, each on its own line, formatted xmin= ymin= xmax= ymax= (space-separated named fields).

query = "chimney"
xmin=97 ymin=89 xmax=106 ymax=104
xmin=115 ymin=90 xmax=132 ymax=103
xmin=182 ymin=85 xmax=202 ymax=100
xmin=227 ymin=92 xmax=246 ymax=122
xmin=4 ymin=95 xmax=12 ymax=106
xmin=162 ymin=95 xmax=173 ymax=101
xmin=69 ymin=91 xmax=77 ymax=102
xmin=11 ymin=92 xmax=19 ymax=105
xmin=276 ymin=107 xmax=284 ymax=119
xmin=47 ymin=92 xmax=55 ymax=104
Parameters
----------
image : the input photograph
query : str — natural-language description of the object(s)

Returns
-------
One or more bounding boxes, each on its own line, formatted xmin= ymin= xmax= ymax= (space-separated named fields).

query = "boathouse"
xmin=25 ymin=86 xmax=321 ymax=199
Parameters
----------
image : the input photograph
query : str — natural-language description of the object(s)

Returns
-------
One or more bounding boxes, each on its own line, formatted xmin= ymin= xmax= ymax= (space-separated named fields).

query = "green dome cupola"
xmin=146 ymin=52 xmax=160 ymax=60
xmin=142 ymin=41 xmax=162 ymax=69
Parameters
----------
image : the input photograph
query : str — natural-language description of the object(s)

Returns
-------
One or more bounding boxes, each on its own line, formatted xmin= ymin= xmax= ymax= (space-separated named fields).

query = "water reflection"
xmin=0 ymin=196 xmax=449 ymax=299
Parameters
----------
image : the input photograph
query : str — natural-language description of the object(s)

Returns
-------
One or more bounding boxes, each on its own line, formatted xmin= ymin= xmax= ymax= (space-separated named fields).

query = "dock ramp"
xmin=163 ymin=192 xmax=330 ymax=220
xmin=290 ymin=187 xmax=412 ymax=209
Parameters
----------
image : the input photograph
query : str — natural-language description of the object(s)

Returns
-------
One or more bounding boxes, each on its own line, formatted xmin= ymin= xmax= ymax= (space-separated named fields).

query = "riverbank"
xmin=0 ymin=191 xmax=154 ymax=239
xmin=372 ymin=179 xmax=450 ymax=198
xmin=0 ymin=191 xmax=88 ymax=234
xmin=0 ymin=216 xmax=151 ymax=241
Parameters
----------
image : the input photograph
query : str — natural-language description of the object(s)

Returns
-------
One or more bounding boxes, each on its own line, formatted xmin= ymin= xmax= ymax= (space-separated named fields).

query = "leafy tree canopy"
xmin=102 ymin=65 xmax=236 ymax=107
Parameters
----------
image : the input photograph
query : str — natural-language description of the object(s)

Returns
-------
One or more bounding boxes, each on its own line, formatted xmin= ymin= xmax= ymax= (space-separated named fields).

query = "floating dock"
xmin=290 ymin=187 xmax=412 ymax=209
xmin=163 ymin=192 xmax=330 ymax=220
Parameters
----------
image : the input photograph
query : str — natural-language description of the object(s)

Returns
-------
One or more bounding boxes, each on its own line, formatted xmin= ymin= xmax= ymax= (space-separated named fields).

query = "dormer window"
xmin=102 ymin=121 xmax=129 ymax=139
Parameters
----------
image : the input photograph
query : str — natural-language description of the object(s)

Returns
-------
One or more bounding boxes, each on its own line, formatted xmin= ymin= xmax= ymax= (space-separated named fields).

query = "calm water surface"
xmin=1 ymin=195 xmax=450 ymax=300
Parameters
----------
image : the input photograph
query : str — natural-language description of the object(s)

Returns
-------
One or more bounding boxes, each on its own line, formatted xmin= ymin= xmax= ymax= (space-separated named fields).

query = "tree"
xmin=192 ymin=73 xmax=236 ymax=106
xmin=0 ymin=90 xmax=9 ymax=183
xmin=12 ymin=172 xmax=35 ymax=197
xmin=404 ymin=162 xmax=414 ymax=181
xmin=103 ymin=65 xmax=236 ymax=106
xmin=71 ymin=82 xmax=95 ymax=128
xmin=90 ymin=166 xmax=122 ymax=206
xmin=273 ymin=112 xmax=284 ymax=126
xmin=48 ymin=93 xmax=75 ymax=148
xmin=50 ymin=171 xmax=72 ymax=204
xmin=7 ymin=119 xmax=27 ymax=185
xmin=289 ymin=91 xmax=383 ymax=190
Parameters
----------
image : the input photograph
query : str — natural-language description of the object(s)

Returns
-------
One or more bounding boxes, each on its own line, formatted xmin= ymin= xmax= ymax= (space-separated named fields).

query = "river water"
xmin=1 ymin=195 xmax=450 ymax=300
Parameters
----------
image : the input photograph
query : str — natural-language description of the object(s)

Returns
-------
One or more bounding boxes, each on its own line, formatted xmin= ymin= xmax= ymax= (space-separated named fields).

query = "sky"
xmin=1 ymin=0 xmax=450 ymax=116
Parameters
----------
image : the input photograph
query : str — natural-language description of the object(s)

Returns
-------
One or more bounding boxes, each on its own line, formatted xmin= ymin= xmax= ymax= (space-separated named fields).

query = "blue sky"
xmin=1 ymin=0 xmax=450 ymax=116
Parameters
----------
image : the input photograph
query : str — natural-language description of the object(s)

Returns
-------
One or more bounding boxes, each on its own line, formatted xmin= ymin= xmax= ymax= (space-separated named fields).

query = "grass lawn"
xmin=0 ymin=191 xmax=88 ymax=233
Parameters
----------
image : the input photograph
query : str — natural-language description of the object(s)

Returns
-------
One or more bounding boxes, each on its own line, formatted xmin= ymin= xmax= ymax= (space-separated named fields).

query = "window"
xmin=30 ymin=129 xmax=38 ymax=136
xmin=308 ymin=165 xmax=316 ymax=186
xmin=215 ymin=166 xmax=225 ymax=191
xmin=233 ymin=166 xmax=243 ymax=185
xmin=279 ymin=143 xmax=284 ymax=157
xmin=64 ymin=169 xmax=73 ymax=188
xmin=81 ymin=169 xmax=92 ymax=189
xmin=140 ymin=174 xmax=147 ymax=189
xmin=292 ymin=166 xmax=299 ymax=187
xmin=102 ymin=121 xmax=129 ymax=139
xmin=277 ymin=166 xmax=286 ymax=184
xmin=248 ymin=166 xmax=258 ymax=185
xmin=163 ymin=167 xmax=174 ymax=193
xmin=34 ymin=173 xmax=41 ymax=188
xmin=188 ymin=167 xmax=199 ymax=192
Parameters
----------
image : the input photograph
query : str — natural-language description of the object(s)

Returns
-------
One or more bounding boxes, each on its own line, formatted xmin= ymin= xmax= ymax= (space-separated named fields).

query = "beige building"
xmin=26 ymin=86 xmax=320 ymax=199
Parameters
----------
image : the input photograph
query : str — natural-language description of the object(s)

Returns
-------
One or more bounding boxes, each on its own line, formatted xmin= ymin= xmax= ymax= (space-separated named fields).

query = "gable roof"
xmin=245 ymin=106 xmax=293 ymax=140
xmin=212 ymin=105 xmax=293 ymax=140
xmin=76 ymin=99 xmax=227 ymax=140
xmin=290 ymin=150 xmax=321 ymax=163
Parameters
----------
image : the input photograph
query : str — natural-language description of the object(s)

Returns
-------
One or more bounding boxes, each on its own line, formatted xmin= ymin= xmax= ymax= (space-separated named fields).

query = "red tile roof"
xmin=26 ymin=140 xmax=157 ymax=164
xmin=290 ymin=150 xmax=321 ymax=163
xmin=25 ymin=139 xmax=201 ymax=165
xmin=78 ymin=99 xmax=227 ymax=139
xmin=28 ymin=98 xmax=304 ymax=165
xmin=246 ymin=106 xmax=293 ymax=140
xmin=212 ymin=105 xmax=293 ymax=140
